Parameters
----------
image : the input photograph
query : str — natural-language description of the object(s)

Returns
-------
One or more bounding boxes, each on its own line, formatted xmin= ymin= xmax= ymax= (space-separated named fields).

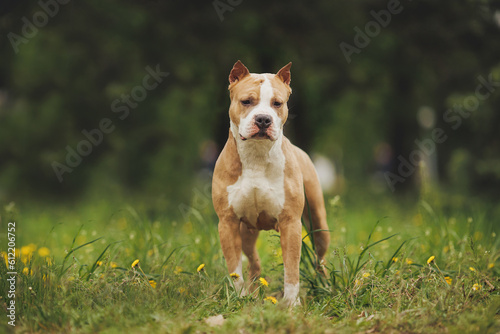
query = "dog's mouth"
xmin=252 ymin=131 xmax=271 ymax=140
xmin=240 ymin=130 xmax=272 ymax=141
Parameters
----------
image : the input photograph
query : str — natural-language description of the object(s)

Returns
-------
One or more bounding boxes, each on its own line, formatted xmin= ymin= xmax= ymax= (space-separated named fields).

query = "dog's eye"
xmin=273 ymin=101 xmax=283 ymax=108
xmin=241 ymin=99 xmax=251 ymax=106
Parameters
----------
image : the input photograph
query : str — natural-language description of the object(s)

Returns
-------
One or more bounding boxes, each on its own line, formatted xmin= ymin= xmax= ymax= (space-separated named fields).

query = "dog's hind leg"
xmin=294 ymin=147 xmax=331 ymax=272
xmin=240 ymin=223 xmax=261 ymax=292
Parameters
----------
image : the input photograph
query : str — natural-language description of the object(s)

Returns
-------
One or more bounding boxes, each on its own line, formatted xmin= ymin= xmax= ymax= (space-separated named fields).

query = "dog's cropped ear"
xmin=276 ymin=62 xmax=292 ymax=85
xmin=229 ymin=60 xmax=250 ymax=84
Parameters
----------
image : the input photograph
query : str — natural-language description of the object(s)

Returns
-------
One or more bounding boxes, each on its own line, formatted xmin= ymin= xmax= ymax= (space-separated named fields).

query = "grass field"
xmin=1 ymin=191 xmax=499 ymax=333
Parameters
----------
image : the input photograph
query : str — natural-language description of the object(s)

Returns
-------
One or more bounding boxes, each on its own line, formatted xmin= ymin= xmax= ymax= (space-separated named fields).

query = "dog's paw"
xmin=281 ymin=296 xmax=301 ymax=308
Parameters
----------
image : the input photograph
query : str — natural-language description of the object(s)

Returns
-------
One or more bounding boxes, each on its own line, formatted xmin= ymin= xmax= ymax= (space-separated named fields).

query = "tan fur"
xmin=212 ymin=61 xmax=330 ymax=305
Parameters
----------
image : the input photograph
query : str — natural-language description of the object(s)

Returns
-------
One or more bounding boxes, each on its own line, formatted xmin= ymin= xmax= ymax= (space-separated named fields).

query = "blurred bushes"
xmin=0 ymin=0 xmax=499 ymax=208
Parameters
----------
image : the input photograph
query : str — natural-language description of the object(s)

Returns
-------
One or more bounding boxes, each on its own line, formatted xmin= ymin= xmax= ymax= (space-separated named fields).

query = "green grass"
xmin=0 ymin=194 xmax=499 ymax=333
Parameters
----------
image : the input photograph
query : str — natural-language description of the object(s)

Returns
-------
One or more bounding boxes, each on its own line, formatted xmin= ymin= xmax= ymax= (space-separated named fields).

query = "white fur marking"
xmin=233 ymin=256 xmax=246 ymax=296
xmin=283 ymin=264 xmax=300 ymax=306
xmin=283 ymin=283 xmax=300 ymax=306
xmin=238 ymin=75 xmax=282 ymax=141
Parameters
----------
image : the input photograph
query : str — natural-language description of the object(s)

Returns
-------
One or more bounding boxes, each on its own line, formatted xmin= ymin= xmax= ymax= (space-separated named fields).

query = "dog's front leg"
xmin=218 ymin=218 xmax=245 ymax=295
xmin=279 ymin=218 xmax=302 ymax=307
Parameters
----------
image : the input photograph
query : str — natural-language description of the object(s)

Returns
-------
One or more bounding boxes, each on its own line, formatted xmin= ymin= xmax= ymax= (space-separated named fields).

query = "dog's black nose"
xmin=255 ymin=114 xmax=272 ymax=129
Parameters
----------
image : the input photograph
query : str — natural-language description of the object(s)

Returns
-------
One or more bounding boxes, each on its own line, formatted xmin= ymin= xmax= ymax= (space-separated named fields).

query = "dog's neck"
xmin=230 ymin=120 xmax=284 ymax=168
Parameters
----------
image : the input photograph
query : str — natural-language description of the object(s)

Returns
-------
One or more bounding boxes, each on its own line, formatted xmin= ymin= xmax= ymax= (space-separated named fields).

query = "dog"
xmin=212 ymin=60 xmax=330 ymax=306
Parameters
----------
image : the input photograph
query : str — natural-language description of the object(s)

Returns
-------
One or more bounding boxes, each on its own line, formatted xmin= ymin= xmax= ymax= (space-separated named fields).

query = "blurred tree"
xmin=0 ymin=0 xmax=498 ymax=207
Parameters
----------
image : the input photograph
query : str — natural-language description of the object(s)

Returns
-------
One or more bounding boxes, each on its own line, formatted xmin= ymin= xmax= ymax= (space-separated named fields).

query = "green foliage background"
xmin=1 ymin=2 xmax=500 ymax=331
xmin=0 ymin=0 xmax=499 ymax=209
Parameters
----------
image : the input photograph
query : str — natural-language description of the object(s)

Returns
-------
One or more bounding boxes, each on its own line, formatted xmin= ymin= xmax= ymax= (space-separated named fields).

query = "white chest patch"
xmin=227 ymin=129 xmax=286 ymax=227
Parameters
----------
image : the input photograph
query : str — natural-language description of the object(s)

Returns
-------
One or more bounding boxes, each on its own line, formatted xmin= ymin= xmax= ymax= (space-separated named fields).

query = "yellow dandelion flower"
xmin=38 ymin=247 xmax=50 ymax=257
xmin=354 ymin=279 xmax=361 ymax=287
xmin=444 ymin=276 xmax=452 ymax=285
xmin=469 ymin=267 xmax=476 ymax=272
xmin=395 ymin=270 xmax=400 ymax=275
xmin=22 ymin=267 xmax=33 ymax=276
xmin=149 ymin=280 xmax=157 ymax=289
xmin=24 ymin=243 xmax=37 ymax=253
xmin=147 ymin=249 xmax=154 ymax=257
xmin=362 ymin=272 xmax=371 ymax=278
xmin=427 ymin=255 xmax=435 ymax=264
xmin=96 ymin=261 xmax=103 ymax=267
xmin=45 ymin=257 xmax=53 ymax=266
xmin=488 ymin=263 xmax=494 ymax=269
xmin=178 ymin=287 xmax=186 ymax=294
xmin=131 ymin=259 xmax=140 ymax=268
xmin=264 ymin=296 xmax=277 ymax=304
xmin=197 ymin=263 xmax=205 ymax=272
xmin=230 ymin=273 xmax=240 ymax=280
xmin=110 ymin=262 xmax=118 ymax=268
xmin=392 ymin=257 xmax=398 ymax=262
xmin=259 ymin=277 xmax=269 ymax=287
xmin=406 ymin=258 xmax=413 ymax=265
xmin=472 ymin=283 xmax=481 ymax=291
xmin=174 ymin=266 xmax=183 ymax=274
xmin=20 ymin=245 xmax=35 ymax=264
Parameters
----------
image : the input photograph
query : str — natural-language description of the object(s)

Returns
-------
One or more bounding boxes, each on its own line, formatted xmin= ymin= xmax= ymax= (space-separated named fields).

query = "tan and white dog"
xmin=212 ymin=61 xmax=330 ymax=306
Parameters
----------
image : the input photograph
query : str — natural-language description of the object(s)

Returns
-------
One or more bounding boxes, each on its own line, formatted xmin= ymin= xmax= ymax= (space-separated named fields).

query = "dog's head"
xmin=227 ymin=60 xmax=292 ymax=142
